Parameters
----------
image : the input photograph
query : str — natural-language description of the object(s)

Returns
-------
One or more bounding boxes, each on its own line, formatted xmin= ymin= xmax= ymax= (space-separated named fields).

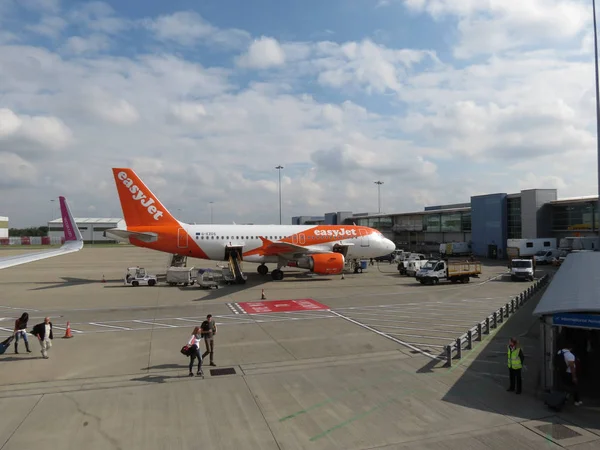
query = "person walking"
xmin=187 ymin=326 xmax=203 ymax=377
xmin=31 ymin=317 xmax=53 ymax=359
xmin=201 ymin=314 xmax=217 ymax=366
xmin=507 ymin=338 xmax=525 ymax=394
xmin=13 ymin=312 xmax=32 ymax=354
xmin=557 ymin=345 xmax=582 ymax=406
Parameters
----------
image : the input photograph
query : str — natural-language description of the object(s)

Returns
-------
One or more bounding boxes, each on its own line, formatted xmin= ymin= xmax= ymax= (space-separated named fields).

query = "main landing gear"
xmin=256 ymin=264 xmax=284 ymax=280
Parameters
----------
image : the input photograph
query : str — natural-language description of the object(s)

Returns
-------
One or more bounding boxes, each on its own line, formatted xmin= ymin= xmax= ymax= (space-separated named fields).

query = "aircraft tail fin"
xmin=112 ymin=168 xmax=179 ymax=227
xmin=59 ymin=196 xmax=83 ymax=242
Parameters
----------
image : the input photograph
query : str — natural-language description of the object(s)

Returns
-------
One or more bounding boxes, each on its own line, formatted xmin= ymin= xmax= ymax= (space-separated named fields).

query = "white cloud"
xmin=169 ymin=102 xmax=207 ymax=124
xmin=20 ymin=0 xmax=60 ymax=13
xmin=0 ymin=2 xmax=598 ymax=226
xmin=237 ymin=37 xmax=286 ymax=69
xmin=402 ymin=0 xmax=590 ymax=58
xmin=0 ymin=108 xmax=73 ymax=151
xmin=62 ymin=34 xmax=110 ymax=54
xmin=143 ymin=11 xmax=250 ymax=49
xmin=26 ymin=16 xmax=67 ymax=38
xmin=68 ymin=1 xmax=129 ymax=34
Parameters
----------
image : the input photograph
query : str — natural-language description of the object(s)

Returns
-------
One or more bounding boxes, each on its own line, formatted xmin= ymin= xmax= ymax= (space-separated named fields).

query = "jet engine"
xmin=295 ymin=253 xmax=345 ymax=275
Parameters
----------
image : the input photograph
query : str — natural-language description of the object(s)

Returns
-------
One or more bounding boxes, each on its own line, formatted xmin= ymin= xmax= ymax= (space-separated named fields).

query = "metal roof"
xmin=550 ymin=196 xmax=598 ymax=205
xmin=48 ymin=218 xmax=123 ymax=224
xmin=533 ymin=251 xmax=600 ymax=316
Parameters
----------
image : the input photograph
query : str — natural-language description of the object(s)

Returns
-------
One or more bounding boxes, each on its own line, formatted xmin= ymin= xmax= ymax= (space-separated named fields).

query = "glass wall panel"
xmin=441 ymin=213 xmax=461 ymax=232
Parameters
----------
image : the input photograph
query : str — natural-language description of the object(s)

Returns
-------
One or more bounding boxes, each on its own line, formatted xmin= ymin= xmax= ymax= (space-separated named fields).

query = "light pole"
xmin=50 ymin=199 xmax=56 ymax=220
xmin=374 ymin=181 xmax=384 ymax=213
xmin=208 ymin=202 xmax=214 ymax=224
xmin=593 ymin=0 xmax=600 ymax=238
xmin=275 ymin=165 xmax=284 ymax=224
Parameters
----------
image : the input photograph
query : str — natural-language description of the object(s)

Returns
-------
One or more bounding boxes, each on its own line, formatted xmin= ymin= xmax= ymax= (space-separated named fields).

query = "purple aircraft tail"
xmin=59 ymin=196 xmax=83 ymax=242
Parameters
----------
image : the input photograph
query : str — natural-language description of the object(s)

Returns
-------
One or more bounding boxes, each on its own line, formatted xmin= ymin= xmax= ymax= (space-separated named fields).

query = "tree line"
xmin=8 ymin=227 xmax=49 ymax=237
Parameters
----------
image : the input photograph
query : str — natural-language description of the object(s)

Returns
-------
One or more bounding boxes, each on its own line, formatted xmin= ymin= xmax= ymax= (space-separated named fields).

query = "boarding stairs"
xmin=167 ymin=254 xmax=187 ymax=268
xmin=228 ymin=251 xmax=247 ymax=284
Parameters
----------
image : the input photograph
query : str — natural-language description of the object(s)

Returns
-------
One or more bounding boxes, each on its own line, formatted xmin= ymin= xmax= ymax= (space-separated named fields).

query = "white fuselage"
xmin=177 ymin=223 xmax=395 ymax=263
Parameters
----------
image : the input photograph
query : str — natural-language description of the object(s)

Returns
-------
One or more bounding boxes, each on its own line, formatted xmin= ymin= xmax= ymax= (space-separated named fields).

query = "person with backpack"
xmin=507 ymin=338 xmax=525 ymax=394
xmin=184 ymin=327 xmax=203 ymax=377
xmin=556 ymin=345 xmax=582 ymax=406
xmin=31 ymin=317 xmax=53 ymax=359
xmin=13 ymin=312 xmax=32 ymax=354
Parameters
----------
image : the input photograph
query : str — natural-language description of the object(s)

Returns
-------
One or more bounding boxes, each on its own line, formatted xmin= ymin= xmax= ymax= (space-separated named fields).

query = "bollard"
xmin=485 ymin=317 xmax=490 ymax=334
xmin=477 ymin=323 xmax=483 ymax=341
xmin=445 ymin=345 xmax=452 ymax=367
xmin=514 ymin=296 xmax=519 ymax=310
xmin=498 ymin=307 xmax=504 ymax=323
xmin=493 ymin=311 xmax=498 ymax=328
xmin=467 ymin=330 xmax=473 ymax=350
xmin=520 ymin=292 xmax=524 ymax=306
xmin=505 ymin=303 xmax=510 ymax=318
xmin=456 ymin=338 xmax=462 ymax=359
xmin=511 ymin=298 xmax=515 ymax=313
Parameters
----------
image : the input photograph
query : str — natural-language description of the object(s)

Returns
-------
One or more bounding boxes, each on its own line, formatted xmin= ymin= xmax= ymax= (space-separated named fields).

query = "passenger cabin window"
xmin=526 ymin=242 xmax=533 ymax=248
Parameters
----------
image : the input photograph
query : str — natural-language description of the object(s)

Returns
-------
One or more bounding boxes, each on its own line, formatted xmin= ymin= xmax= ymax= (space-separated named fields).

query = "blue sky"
xmin=0 ymin=0 xmax=597 ymax=226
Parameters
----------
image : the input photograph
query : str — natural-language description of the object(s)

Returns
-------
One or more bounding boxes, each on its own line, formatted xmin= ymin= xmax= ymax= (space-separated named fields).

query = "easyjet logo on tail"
xmin=314 ymin=228 xmax=357 ymax=238
xmin=117 ymin=171 xmax=164 ymax=221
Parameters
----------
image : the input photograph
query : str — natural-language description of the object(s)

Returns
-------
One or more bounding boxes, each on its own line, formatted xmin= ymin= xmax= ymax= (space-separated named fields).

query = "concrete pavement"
xmin=0 ymin=246 xmax=598 ymax=449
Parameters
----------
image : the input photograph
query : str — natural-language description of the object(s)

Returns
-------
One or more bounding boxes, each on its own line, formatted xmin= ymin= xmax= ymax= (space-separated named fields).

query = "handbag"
xmin=180 ymin=344 xmax=191 ymax=356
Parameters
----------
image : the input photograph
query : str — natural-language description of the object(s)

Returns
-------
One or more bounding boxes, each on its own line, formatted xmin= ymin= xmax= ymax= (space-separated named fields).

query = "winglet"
xmin=59 ymin=196 xmax=83 ymax=242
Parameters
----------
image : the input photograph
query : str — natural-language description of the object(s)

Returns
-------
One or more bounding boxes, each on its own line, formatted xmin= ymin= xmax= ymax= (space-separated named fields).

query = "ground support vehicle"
xmin=416 ymin=259 xmax=481 ymax=285
xmin=124 ymin=267 xmax=158 ymax=287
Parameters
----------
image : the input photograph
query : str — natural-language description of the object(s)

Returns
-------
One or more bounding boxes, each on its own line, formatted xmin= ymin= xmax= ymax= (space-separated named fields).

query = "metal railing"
xmin=443 ymin=274 xmax=551 ymax=367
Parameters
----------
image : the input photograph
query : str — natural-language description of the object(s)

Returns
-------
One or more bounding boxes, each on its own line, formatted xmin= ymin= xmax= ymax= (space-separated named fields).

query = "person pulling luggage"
xmin=13 ymin=312 xmax=32 ymax=354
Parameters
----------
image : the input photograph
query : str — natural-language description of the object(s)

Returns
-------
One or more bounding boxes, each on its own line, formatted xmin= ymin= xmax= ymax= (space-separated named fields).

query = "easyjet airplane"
xmin=107 ymin=168 xmax=396 ymax=280
xmin=0 ymin=196 xmax=83 ymax=270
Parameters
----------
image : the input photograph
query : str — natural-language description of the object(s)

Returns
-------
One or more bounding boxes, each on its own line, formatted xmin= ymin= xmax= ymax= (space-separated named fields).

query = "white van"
xmin=534 ymin=249 xmax=560 ymax=265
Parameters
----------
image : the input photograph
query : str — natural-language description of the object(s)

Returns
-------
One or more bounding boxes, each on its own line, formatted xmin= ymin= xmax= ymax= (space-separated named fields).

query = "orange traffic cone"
xmin=63 ymin=321 xmax=73 ymax=339
xmin=261 ymin=289 xmax=266 ymax=300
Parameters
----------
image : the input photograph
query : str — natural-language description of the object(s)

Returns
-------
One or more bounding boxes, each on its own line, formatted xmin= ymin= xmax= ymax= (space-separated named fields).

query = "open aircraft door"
xmin=177 ymin=228 xmax=188 ymax=248
xmin=359 ymin=229 xmax=370 ymax=247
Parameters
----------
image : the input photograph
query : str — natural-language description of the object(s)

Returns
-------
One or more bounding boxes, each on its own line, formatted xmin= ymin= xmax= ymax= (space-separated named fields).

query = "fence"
xmin=0 ymin=236 xmax=65 ymax=246
xmin=443 ymin=274 xmax=551 ymax=367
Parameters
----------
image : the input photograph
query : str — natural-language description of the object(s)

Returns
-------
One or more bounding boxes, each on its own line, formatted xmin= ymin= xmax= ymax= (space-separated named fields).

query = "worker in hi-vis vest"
xmin=507 ymin=338 xmax=525 ymax=394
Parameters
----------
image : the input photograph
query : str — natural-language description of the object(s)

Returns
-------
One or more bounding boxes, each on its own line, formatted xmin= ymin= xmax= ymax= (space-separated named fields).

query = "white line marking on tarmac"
xmin=329 ymin=310 xmax=443 ymax=360
xmin=341 ymin=316 xmax=470 ymax=329
xmin=0 ymin=327 xmax=13 ymax=332
xmin=89 ymin=322 xmax=131 ymax=331
xmin=133 ymin=320 xmax=177 ymax=328
xmin=0 ymin=306 xmax=39 ymax=312
xmin=52 ymin=325 xmax=83 ymax=333
xmin=372 ymin=324 xmax=465 ymax=335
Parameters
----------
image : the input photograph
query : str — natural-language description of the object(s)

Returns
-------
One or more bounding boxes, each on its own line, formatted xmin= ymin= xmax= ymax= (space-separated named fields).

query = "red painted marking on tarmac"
xmin=237 ymin=299 xmax=329 ymax=314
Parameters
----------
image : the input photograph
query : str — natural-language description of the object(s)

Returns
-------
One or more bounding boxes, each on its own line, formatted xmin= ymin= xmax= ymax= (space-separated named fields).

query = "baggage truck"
xmin=166 ymin=266 xmax=197 ymax=286
xmin=416 ymin=259 xmax=481 ymax=285
xmin=439 ymin=242 xmax=471 ymax=257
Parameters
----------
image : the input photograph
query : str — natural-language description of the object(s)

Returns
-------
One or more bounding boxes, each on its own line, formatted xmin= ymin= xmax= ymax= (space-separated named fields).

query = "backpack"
xmin=554 ymin=350 xmax=568 ymax=373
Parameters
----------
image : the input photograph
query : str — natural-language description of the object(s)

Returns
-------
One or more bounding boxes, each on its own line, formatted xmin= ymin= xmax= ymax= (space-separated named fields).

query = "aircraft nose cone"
xmin=385 ymin=239 xmax=395 ymax=253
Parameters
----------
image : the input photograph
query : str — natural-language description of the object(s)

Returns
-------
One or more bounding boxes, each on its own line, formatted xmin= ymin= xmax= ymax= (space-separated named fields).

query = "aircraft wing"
xmin=0 ymin=196 xmax=84 ymax=270
xmin=105 ymin=229 xmax=158 ymax=243
xmin=243 ymin=237 xmax=354 ymax=259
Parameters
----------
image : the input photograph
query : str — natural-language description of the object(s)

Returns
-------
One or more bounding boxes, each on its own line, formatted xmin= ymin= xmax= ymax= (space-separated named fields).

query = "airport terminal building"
xmin=294 ymin=189 xmax=600 ymax=258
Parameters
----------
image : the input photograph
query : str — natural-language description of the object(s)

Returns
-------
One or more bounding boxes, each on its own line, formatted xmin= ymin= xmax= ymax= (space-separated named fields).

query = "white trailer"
xmin=166 ymin=267 xmax=197 ymax=286
xmin=559 ymin=237 xmax=598 ymax=251
xmin=506 ymin=238 xmax=556 ymax=259
xmin=439 ymin=242 xmax=471 ymax=257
